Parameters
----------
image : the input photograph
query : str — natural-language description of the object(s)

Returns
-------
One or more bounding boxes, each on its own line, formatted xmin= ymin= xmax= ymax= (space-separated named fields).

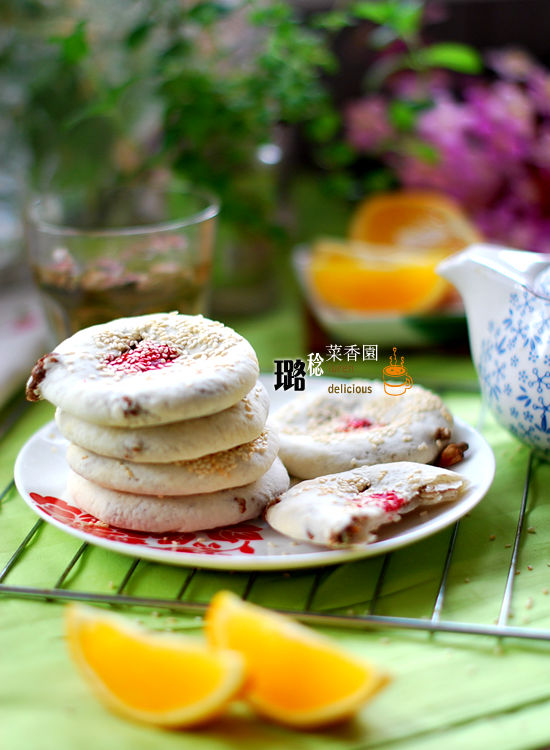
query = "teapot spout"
xmin=438 ymin=242 xmax=548 ymax=295
xmin=437 ymin=243 xmax=550 ymax=365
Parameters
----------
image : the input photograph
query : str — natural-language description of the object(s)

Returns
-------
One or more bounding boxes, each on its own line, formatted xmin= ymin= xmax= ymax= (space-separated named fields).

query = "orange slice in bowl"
xmin=65 ymin=604 xmax=245 ymax=727
xmin=309 ymin=238 xmax=449 ymax=314
xmin=206 ymin=591 xmax=389 ymax=728
xmin=349 ymin=190 xmax=481 ymax=252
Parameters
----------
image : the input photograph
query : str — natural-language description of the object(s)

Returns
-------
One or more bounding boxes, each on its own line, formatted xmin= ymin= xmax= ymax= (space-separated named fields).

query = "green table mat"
xmin=2 ymin=310 xmax=550 ymax=750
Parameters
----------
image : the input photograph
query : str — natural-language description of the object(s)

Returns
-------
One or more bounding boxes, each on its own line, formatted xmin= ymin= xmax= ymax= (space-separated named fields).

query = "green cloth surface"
xmin=2 ymin=306 xmax=550 ymax=750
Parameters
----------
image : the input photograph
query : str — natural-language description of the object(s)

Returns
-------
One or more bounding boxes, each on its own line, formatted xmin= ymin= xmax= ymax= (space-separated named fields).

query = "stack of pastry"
xmin=26 ymin=313 xmax=289 ymax=533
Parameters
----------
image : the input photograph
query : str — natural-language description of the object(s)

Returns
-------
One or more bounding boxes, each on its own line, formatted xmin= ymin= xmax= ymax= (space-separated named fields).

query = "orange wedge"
xmin=65 ymin=604 xmax=245 ymax=728
xmin=349 ymin=190 xmax=481 ymax=252
xmin=205 ymin=591 xmax=389 ymax=728
xmin=309 ymin=238 xmax=449 ymax=314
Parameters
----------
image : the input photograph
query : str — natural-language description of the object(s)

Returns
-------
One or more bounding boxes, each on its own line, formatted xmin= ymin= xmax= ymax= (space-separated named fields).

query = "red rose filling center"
xmin=368 ymin=491 xmax=406 ymax=513
xmin=339 ymin=416 xmax=375 ymax=431
xmin=104 ymin=342 xmax=179 ymax=373
xmin=352 ymin=490 xmax=406 ymax=512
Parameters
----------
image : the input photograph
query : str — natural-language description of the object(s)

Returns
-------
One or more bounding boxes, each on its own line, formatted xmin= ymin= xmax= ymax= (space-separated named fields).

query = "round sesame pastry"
xmin=66 ymin=428 xmax=280 ymax=496
xmin=266 ymin=462 xmax=466 ymax=547
xmin=55 ymin=382 xmax=269 ymax=463
xmin=26 ymin=313 xmax=259 ymax=427
xmin=270 ymin=380 xmax=453 ymax=479
xmin=67 ymin=458 xmax=290 ymax=533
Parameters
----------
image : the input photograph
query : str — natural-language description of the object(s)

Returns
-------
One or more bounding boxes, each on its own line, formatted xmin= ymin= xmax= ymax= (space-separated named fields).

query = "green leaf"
xmin=188 ymin=1 xmax=231 ymax=26
xmin=50 ymin=20 xmax=88 ymax=64
xmin=249 ymin=2 xmax=292 ymax=27
xmin=352 ymin=0 xmax=423 ymax=36
xmin=352 ymin=1 xmax=395 ymax=25
xmin=323 ymin=172 xmax=356 ymax=199
xmin=322 ymin=141 xmax=356 ymax=168
xmin=363 ymin=168 xmax=397 ymax=194
xmin=306 ymin=111 xmax=341 ymax=143
xmin=388 ymin=100 xmax=418 ymax=132
xmin=406 ymin=139 xmax=440 ymax=164
xmin=312 ymin=11 xmax=350 ymax=32
xmin=389 ymin=1 xmax=423 ymax=36
xmin=415 ymin=43 xmax=483 ymax=73
xmin=126 ymin=20 xmax=154 ymax=49
xmin=64 ymin=79 xmax=136 ymax=130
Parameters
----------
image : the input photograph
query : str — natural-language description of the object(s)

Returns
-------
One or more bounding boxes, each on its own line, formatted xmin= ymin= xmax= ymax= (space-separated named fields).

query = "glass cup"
xmin=25 ymin=185 xmax=219 ymax=343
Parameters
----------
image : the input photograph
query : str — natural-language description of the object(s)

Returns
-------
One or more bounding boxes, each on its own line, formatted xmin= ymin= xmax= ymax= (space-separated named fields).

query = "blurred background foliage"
xmin=22 ymin=2 xmax=550 ymax=318
xmin=0 ymin=0 xmax=337 ymax=242
xmin=0 ymin=0 xmax=483 ymax=241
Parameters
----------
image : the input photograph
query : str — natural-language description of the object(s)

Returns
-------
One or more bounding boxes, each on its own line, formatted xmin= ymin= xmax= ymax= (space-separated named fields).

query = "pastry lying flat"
xmin=265 ymin=462 xmax=466 ymax=547
xmin=270 ymin=380 xmax=453 ymax=479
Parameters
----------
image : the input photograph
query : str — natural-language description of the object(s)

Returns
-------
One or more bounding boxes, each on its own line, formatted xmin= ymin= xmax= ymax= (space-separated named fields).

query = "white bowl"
xmin=293 ymin=245 xmax=466 ymax=347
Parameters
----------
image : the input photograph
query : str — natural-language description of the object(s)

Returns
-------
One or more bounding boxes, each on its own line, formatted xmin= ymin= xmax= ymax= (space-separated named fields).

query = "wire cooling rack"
xmin=1 ymin=390 xmax=548 ymax=642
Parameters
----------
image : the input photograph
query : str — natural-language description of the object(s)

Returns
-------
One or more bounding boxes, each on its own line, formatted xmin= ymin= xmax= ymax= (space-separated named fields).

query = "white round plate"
xmin=14 ymin=380 xmax=495 ymax=571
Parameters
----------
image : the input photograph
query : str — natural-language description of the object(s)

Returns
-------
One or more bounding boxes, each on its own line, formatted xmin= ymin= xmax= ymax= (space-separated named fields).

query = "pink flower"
xmin=466 ymin=82 xmax=535 ymax=160
xmin=527 ymin=69 xmax=550 ymax=117
xmin=345 ymin=97 xmax=393 ymax=152
xmin=487 ymin=48 xmax=539 ymax=82
xmin=393 ymin=95 xmax=500 ymax=208
xmin=416 ymin=95 xmax=477 ymax=149
xmin=394 ymin=144 xmax=498 ymax=210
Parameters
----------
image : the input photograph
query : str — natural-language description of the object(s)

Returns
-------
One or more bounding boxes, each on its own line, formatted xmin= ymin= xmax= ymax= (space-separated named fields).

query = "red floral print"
xmin=29 ymin=492 xmax=264 ymax=555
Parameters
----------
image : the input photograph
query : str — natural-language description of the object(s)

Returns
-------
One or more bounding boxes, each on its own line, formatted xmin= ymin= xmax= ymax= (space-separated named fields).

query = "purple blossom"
xmin=392 ymin=94 xmax=500 ymax=208
xmin=416 ymin=95 xmax=477 ymax=148
xmin=530 ymin=125 xmax=550 ymax=171
xmin=527 ymin=69 xmax=550 ymax=117
xmin=465 ymin=82 xmax=534 ymax=161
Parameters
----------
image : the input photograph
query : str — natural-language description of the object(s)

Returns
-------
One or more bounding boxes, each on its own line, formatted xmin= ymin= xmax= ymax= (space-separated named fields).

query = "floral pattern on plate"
xmin=29 ymin=492 xmax=263 ymax=555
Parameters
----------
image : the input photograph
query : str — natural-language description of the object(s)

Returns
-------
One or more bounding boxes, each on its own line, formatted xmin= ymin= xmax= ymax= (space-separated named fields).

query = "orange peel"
xmin=205 ymin=591 xmax=389 ymax=728
xmin=349 ymin=189 xmax=482 ymax=252
xmin=65 ymin=604 xmax=245 ymax=728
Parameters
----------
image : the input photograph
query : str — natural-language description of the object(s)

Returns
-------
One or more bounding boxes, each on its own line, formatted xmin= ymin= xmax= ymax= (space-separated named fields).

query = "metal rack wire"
xmin=1 ymin=394 xmax=548 ymax=642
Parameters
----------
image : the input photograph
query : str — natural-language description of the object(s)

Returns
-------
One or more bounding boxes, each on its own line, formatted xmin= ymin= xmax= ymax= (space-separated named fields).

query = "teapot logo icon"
xmin=383 ymin=347 xmax=413 ymax=396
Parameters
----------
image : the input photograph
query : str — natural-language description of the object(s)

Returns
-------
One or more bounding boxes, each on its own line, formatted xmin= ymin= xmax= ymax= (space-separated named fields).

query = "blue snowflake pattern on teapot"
xmin=478 ymin=289 xmax=550 ymax=450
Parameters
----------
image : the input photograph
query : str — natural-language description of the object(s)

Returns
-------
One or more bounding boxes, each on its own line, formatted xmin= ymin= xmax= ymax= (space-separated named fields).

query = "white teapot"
xmin=438 ymin=243 xmax=550 ymax=453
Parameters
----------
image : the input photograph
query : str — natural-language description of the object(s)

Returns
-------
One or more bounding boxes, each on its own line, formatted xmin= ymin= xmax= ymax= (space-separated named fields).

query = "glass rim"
xmin=26 ymin=186 xmax=220 ymax=238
